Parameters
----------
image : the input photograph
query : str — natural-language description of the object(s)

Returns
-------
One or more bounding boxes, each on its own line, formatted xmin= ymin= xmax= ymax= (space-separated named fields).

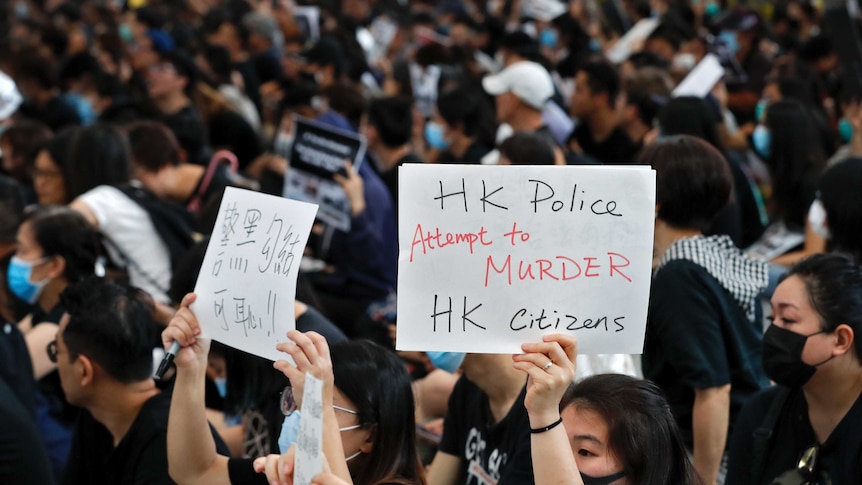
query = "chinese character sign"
xmin=396 ymin=164 xmax=656 ymax=355
xmin=192 ymin=187 xmax=318 ymax=361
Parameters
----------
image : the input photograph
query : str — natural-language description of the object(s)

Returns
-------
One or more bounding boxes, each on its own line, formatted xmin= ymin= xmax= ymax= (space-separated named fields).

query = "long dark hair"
xmin=658 ymin=97 xmax=724 ymax=152
xmin=331 ymin=340 xmax=425 ymax=485
xmin=23 ymin=205 xmax=101 ymax=284
xmin=764 ymin=100 xmax=825 ymax=229
xmin=65 ymin=124 xmax=132 ymax=199
xmin=561 ymin=374 xmax=701 ymax=485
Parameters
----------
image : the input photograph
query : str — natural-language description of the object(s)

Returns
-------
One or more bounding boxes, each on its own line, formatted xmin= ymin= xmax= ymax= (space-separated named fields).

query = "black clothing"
xmin=235 ymin=59 xmax=263 ymax=116
xmin=162 ymin=104 xmax=210 ymax=166
xmin=439 ymin=376 xmax=534 ymax=485
xmin=208 ymin=109 xmax=263 ymax=171
xmin=568 ymin=124 xmax=638 ymax=165
xmin=727 ymin=386 xmax=862 ymax=484
xmin=437 ymin=142 xmax=492 ymax=165
xmin=374 ymin=152 xmax=423 ymax=219
xmin=18 ymin=96 xmax=82 ymax=131
xmin=0 ymin=376 xmax=56 ymax=485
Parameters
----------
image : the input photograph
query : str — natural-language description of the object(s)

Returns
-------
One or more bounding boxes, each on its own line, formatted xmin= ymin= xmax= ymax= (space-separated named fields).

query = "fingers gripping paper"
xmin=396 ymin=165 xmax=656 ymax=355
xmin=192 ymin=187 xmax=318 ymax=361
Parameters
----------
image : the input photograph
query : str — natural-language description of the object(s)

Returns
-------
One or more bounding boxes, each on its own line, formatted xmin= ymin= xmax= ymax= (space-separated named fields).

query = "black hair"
xmin=499 ymin=132 xmax=555 ymax=166
xmin=330 ymin=340 xmax=425 ymax=485
xmin=58 ymin=52 xmax=103 ymax=90
xmin=60 ymin=278 xmax=156 ymax=383
xmin=625 ymin=51 xmax=670 ymax=71
xmin=201 ymin=44 xmax=234 ymax=86
xmin=578 ymin=59 xmax=620 ymax=106
xmin=128 ymin=121 xmax=181 ymax=172
xmin=12 ymin=49 xmax=58 ymax=90
xmin=22 ymin=205 xmax=100 ymax=284
xmin=135 ymin=6 xmax=167 ymax=30
xmin=436 ymin=86 xmax=494 ymax=143
xmin=658 ymin=97 xmax=723 ymax=152
xmin=498 ymin=31 xmax=540 ymax=62
xmin=639 ymin=135 xmax=731 ymax=231
xmin=799 ymin=34 xmax=833 ymax=63
xmin=0 ymin=176 xmax=24 ymax=244
xmin=157 ymin=50 xmax=199 ymax=95
xmin=561 ymin=374 xmax=701 ymax=485
xmin=782 ymin=254 xmax=862 ymax=358
xmin=819 ymin=158 xmax=862 ymax=264
xmin=201 ymin=8 xmax=249 ymax=46
xmin=367 ymin=97 xmax=413 ymax=148
xmin=764 ymin=100 xmax=825 ymax=229
xmin=623 ymin=69 xmax=671 ymax=127
xmin=65 ymin=124 xmax=132 ymax=199
xmin=0 ymin=121 xmax=53 ymax=177
xmin=324 ymin=83 xmax=367 ymax=130
xmin=38 ymin=127 xmax=78 ymax=205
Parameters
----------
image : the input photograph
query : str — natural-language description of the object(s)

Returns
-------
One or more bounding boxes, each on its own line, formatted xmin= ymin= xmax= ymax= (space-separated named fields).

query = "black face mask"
xmin=762 ymin=325 xmax=833 ymax=388
xmin=580 ymin=471 xmax=626 ymax=485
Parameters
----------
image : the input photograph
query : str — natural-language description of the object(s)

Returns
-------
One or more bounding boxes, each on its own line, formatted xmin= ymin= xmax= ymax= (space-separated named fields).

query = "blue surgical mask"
xmin=424 ymin=122 xmax=450 ymax=150
xmin=7 ymin=256 xmax=50 ymax=304
xmin=278 ymin=410 xmax=301 ymax=453
xmin=426 ymin=351 xmax=466 ymax=373
xmin=539 ymin=28 xmax=558 ymax=49
xmin=64 ymin=93 xmax=96 ymax=125
xmin=119 ymin=23 xmax=134 ymax=44
xmin=719 ymin=31 xmax=739 ymax=54
xmin=755 ymin=99 xmax=767 ymax=122
xmin=752 ymin=125 xmax=771 ymax=159
xmin=839 ymin=118 xmax=854 ymax=144
xmin=214 ymin=377 xmax=227 ymax=398
xmin=704 ymin=0 xmax=720 ymax=17
xmin=580 ymin=471 xmax=626 ymax=485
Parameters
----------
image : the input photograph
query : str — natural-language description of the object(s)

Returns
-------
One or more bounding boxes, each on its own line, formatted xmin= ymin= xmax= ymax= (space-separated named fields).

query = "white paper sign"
xmin=396 ymin=165 xmax=656 ymax=355
xmin=607 ymin=18 xmax=660 ymax=64
xmin=294 ymin=373 xmax=323 ymax=485
xmin=192 ymin=187 xmax=318 ymax=361
xmin=672 ymin=53 xmax=725 ymax=98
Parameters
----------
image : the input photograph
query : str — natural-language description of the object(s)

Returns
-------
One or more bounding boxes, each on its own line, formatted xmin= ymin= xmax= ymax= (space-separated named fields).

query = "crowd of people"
xmin=2 ymin=0 xmax=862 ymax=484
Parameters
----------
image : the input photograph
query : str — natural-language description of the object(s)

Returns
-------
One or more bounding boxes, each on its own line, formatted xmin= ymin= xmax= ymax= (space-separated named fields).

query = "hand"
xmin=274 ymin=330 xmax=335 ymax=410
xmin=254 ymin=445 xmax=296 ymax=485
xmin=161 ymin=293 xmax=210 ymax=370
xmin=333 ymin=161 xmax=365 ymax=217
xmin=512 ymin=334 xmax=577 ymax=428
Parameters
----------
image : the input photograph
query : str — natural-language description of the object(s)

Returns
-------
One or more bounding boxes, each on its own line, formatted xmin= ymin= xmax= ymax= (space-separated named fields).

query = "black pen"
xmin=154 ymin=341 xmax=181 ymax=380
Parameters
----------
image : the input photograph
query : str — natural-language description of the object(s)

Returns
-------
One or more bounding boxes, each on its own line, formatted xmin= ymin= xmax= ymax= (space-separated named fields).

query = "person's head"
xmin=498 ymin=132 xmax=556 ymax=165
xmin=572 ymin=60 xmax=620 ymax=120
xmin=759 ymin=100 xmax=825 ymax=228
xmin=56 ymin=279 xmax=156 ymax=406
xmin=482 ymin=61 xmax=554 ymax=124
xmin=243 ymin=11 xmax=283 ymax=54
xmin=303 ymin=38 xmax=345 ymax=89
xmin=127 ymin=121 xmax=182 ymax=196
xmin=644 ymin=24 xmax=682 ymax=64
xmin=430 ymin=86 xmax=493 ymax=149
xmin=202 ymin=8 xmax=248 ymax=56
xmin=766 ymin=254 xmax=862 ymax=389
xmin=818 ymin=158 xmax=862 ymax=263
xmin=658 ymin=97 xmax=723 ymax=151
xmin=0 ymin=120 xmax=52 ymax=179
xmin=365 ymin=97 xmax=413 ymax=150
xmin=9 ymin=206 xmax=100 ymax=305
xmin=496 ymin=31 xmax=540 ymax=67
xmin=330 ymin=340 xmax=424 ymax=484
xmin=147 ymin=50 xmax=197 ymax=100
xmin=66 ymin=124 xmax=132 ymax=200
xmin=800 ymin=35 xmax=837 ymax=74
xmin=560 ymin=374 xmax=699 ymax=485
xmin=11 ymin=49 xmax=58 ymax=101
xmin=33 ymin=128 xmax=77 ymax=205
xmin=639 ymin=135 xmax=731 ymax=232
xmin=0 ymin=176 xmax=24 ymax=250
xmin=618 ymin=68 xmax=672 ymax=135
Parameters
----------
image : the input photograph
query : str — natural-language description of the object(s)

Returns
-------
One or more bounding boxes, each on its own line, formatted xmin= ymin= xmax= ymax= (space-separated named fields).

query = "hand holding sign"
xmin=192 ymin=187 xmax=318 ymax=362
xmin=274 ymin=331 xmax=334 ymax=410
xmin=513 ymin=334 xmax=578 ymax=427
xmin=161 ymin=293 xmax=209 ymax=371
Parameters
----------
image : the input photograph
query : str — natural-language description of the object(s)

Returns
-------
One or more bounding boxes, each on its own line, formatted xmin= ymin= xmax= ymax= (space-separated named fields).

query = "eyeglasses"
xmin=47 ymin=340 xmax=57 ymax=364
xmin=796 ymin=445 xmax=819 ymax=481
xmin=279 ymin=385 xmax=361 ymax=427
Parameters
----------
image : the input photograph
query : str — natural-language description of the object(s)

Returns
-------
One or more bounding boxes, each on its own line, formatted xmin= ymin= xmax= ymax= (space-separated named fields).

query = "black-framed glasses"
xmin=47 ymin=340 xmax=57 ymax=364
xmin=279 ymin=385 xmax=361 ymax=418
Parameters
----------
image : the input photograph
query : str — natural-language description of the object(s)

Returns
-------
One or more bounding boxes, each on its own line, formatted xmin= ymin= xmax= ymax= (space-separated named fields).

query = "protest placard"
xmin=293 ymin=6 xmax=320 ymax=42
xmin=283 ymin=116 xmax=366 ymax=232
xmin=294 ymin=373 xmax=323 ymax=485
xmin=672 ymin=53 xmax=725 ymax=98
xmin=606 ymin=18 xmax=660 ymax=64
xmin=396 ymin=165 xmax=655 ymax=355
xmin=192 ymin=187 xmax=318 ymax=362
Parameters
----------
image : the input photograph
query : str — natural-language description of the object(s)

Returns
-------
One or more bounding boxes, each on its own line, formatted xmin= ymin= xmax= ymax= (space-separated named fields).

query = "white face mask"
xmin=495 ymin=123 xmax=514 ymax=145
xmin=808 ymin=198 xmax=830 ymax=240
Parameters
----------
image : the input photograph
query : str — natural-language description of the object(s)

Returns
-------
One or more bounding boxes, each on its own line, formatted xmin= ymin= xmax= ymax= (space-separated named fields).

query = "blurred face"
xmin=33 ymin=150 xmax=67 ymax=205
xmin=450 ymin=23 xmax=471 ymax=47
xmin=769 ymin=275 xmax=838 ymax=367
xmin=206 ymin=23 xmax=240 ymax=53
xmin=55 ymin=313 xmax=83 ymax=406
xmin=14 ymin=221 xmax=56 ymax=284
xmin=571 ymin=71 xmax=595 ymax=119
xmin=147 ymin=62 xmax=184 ymax=99
xmin=643 ymin=38 xmax=676 ymax=63
xmin=562 ymin=405 xmax=629 ymax=484
xmin=0 ymin=140 xmax=14 ymax=172
xmin=495 ymin=91 xmax=518 ymax=124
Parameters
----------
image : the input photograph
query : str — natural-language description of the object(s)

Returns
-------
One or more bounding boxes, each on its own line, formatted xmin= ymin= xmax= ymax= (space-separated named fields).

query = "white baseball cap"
xmin=0 ymin=71 xmax=22 ymax=122
xmin=482 ymin=61 xmax=554 ymax=110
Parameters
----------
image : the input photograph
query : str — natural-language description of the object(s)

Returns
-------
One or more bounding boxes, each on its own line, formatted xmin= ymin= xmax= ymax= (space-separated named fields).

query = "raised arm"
xmin=512 ymin=334 xmax=584 ymax=485
xmin=164 ymin=293 xmax=232 ymax=485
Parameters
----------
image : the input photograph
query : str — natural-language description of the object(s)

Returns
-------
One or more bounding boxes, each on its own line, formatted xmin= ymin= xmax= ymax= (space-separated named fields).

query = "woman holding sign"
xmin=163 ymin=293 xmax=425 ymax=485
xmin=514 ymin=334 xmax=700 ymax=485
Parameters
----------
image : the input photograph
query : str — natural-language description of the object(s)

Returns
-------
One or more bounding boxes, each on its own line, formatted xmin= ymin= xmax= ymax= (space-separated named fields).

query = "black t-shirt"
xmin=642 ymin=259 xmax=768 ymax=448
xmin=437 ymin=142 xmax=492 ymax=165
xmin=439 ymin=376 xmax=534 ymax=485
xmin=64 ymin=391 xmax=229 ymax=485
xmin=568 ymin=124 xmax=638 ymax=165
xmin=0 ymin=376 xmax=56 ymax=485
xmin=726 ymin=386 xmax=862 ymax=485
xmin=0 ymin=321 xmax=37 ymax=413
xmin=235 ymin=59 xmax=263 ymax=116
xmin=375 ymin=152 xmax=423 ymax=219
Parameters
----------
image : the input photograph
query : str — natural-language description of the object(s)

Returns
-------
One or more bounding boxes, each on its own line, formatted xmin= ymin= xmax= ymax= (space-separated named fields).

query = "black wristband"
xmin=530 ymin=417 xmax=563 ymax=434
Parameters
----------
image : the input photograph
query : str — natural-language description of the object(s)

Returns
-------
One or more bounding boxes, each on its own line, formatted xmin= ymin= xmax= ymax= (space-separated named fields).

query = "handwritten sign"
xmin=294 ymin=373 xmax=323 ymax=485
xmin=396 ymin=165 xmax=656 ymax=355
xmin=284 ymin=116 xmax=366 ymax=232
xmin=607 ymin=18 xmax=660 ymax=64
xmin=672 ymin=53 xmax=725 ymax=98
xmin=193 ymin=187 xmax=318 ymax=361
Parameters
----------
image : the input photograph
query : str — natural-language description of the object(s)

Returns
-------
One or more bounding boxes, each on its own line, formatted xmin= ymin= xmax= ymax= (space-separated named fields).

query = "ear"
xmin=46 ymin=255 xmax=67 ymax=280
xmin=833 ymin=324 xmax=855 ymax=357
xmin=74 ymin=354 xmax=97 ymax=388
xmin=359 ymin=424 xmax=377 ymax=454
